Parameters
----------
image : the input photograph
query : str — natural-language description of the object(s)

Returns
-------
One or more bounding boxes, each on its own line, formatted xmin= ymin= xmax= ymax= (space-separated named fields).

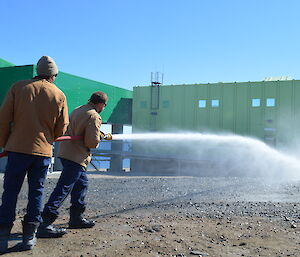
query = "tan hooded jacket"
xmin=0 ymin=78 xmax=69 ymax=157
xmin=58 ymin=103 xmax=102 ymax=167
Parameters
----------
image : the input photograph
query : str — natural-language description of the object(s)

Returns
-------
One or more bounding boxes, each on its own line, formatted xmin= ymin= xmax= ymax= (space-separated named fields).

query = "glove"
xmin=100 ymin=131 xmax=105 ymax=140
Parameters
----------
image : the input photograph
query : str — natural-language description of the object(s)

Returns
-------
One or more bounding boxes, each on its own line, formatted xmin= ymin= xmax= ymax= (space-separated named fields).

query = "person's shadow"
xmin=0 ymin=232 xmax=28 ymax=255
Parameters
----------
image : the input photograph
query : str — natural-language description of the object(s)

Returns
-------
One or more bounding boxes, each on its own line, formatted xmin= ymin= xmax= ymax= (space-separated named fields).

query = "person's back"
xmin=0 ymin=77 xmax=68 ymax=156
xmin=0 ymin=56 xmax=69 ymax=253
xmin=58 ymin=103 xmax=101 ymax=167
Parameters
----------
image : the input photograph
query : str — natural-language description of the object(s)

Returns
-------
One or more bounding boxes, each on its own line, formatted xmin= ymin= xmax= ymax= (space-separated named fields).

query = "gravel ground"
xmin=1 ymin=172 xmax=300 ymax=256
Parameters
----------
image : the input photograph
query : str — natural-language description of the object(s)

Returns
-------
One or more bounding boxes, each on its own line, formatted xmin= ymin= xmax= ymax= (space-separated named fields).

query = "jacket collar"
xmin=87 ymin=102 xmax=98 ymax=112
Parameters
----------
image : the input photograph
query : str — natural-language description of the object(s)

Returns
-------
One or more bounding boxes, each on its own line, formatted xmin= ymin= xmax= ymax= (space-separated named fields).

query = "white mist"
xmin=112 ymin=132 xmax=300 ymax=180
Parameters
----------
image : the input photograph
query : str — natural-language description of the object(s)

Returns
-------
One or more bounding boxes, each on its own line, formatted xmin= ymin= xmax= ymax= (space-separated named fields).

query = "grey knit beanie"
xmin=36 ymin=56 xmax=58 ymax=77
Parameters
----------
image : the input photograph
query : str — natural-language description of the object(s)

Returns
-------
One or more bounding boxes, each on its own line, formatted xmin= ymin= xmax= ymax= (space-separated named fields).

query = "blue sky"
xmin=1 ymin=0 xmax=300 ymax=90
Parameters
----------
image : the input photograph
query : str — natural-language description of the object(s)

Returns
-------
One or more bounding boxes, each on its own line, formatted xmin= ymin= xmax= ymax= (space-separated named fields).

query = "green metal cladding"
xmin=0 ymin=58 xmax=15 ymax=68
xmin=0 ymin=64 xmax=132 ymax=124
xmin=133 ymin=81 xmax=300 ymax=147
xmin=0 ymin=65 xmax=35 ymax=104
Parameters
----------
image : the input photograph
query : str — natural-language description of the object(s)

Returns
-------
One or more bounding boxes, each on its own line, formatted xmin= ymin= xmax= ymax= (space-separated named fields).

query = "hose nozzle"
xmin=100 ymin=131 xmax=113 ymax=141
xmin=104 ymin=133 xmax=112 ymax=140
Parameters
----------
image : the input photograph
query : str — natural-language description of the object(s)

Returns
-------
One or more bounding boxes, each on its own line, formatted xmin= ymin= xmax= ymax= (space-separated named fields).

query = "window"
xmin=162 ymin=100 xmax=169 ymax=108
xmin=264 ymin=136 xmax=276 ymax=146
xmin=266 ymin=98 xmax=275 ymax=107
xmin=264 ymin=127 xmax=276 ymax=131
xmin=252 ymin=98 xmax=260 ymax=107
xmin=211 ymin=99 xmax=219 ymax=107
xmin=140 ymin=101 xmax=147 ymax=109
xmin=198 ymin=100 xmax=206 ymax=108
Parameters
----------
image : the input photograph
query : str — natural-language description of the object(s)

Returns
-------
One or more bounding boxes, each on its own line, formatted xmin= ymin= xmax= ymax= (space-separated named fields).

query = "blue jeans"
xmin=0 ymin=152 xmax=51 ymax=226
xmin=42 ymin=158 xmax=88 ymax=217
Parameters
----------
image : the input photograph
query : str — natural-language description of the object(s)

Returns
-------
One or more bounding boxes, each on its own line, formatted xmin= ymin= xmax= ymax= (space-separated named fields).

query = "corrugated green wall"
xmin=0 ymin=65 xmax=132 ymax=124
xmin=43 ymin=69 xmax=132 ymax=123
xmin=133 ymin=81 xmax=300 ymax=146
xmin=0 ymin=65 xmax=34 ymax=103
xmin=0 ymin=58 xmax=15 ymax=68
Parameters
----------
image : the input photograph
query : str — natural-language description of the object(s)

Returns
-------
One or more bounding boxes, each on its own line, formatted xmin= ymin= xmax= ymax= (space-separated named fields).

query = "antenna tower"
xmin=151 ymin=71 xmax=164 ymax=86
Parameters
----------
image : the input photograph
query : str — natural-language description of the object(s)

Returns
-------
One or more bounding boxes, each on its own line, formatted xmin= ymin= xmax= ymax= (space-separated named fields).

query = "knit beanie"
xmin=36 ymin=56 xmax=58 ymax=77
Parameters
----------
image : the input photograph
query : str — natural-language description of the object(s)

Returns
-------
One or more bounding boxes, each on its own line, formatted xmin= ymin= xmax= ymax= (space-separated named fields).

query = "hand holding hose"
xmin=100 ymin=131 xmax=112 ymax=141
xmin=0 ymin=132 xmax=113 ymax=158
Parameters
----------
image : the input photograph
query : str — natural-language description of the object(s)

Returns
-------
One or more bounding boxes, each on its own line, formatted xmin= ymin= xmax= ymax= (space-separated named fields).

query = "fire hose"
xmin=0 ymin=132 xmax=112 ymax=158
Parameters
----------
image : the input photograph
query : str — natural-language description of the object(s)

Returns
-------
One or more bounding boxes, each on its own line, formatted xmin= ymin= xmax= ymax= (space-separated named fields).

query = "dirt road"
xmin=1 ymin=173 xmax=300 ymax=257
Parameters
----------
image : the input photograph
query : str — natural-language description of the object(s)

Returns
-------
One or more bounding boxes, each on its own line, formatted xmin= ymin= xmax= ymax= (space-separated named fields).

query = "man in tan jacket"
xmin=37 ymin=91 xmax=108 ymax=238
xmin=0 ymin=56 xmax=69 ymax=252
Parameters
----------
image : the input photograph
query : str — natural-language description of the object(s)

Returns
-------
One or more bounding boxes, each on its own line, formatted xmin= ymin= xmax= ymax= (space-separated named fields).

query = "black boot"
xmin=68 ymin=206 xmax=95 ymax=229
xmin=0 ymin=224 xmax=13 ymax=253
xmin=36 ymin=212 xmax=67 ymax=238
xmin=22 ymin=221 xmax=39 ymax=250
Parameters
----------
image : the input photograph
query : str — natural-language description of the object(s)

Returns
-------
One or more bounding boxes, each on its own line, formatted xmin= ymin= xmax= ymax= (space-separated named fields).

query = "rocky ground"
xmin=1 ymin=173 xmax=300 ymax=257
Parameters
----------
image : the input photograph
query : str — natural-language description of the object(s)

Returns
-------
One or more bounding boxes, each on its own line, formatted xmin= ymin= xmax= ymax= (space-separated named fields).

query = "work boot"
xmin=0 ymin=224 xmax=13 ymax=253
xmin=68 ymin=206 xmax=95 ymax=229
xmin=37 ymin=213 xmax=67 ymax=238
xmin=37 ymin=224 xmax=67 ymax=238
xmin=21 ymin=221 xmax=39 ymax=251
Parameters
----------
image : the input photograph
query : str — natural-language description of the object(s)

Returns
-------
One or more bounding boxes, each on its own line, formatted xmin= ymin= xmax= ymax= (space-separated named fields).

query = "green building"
xmin=133 ymin=80 xmax=300 ymax=148
xmin=131 ymin=80 xmax=300 ymax=174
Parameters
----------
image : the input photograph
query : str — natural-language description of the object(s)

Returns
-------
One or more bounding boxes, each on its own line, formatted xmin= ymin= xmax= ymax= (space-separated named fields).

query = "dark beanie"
xmin=36 ymin=56 xmax=58 ymax=77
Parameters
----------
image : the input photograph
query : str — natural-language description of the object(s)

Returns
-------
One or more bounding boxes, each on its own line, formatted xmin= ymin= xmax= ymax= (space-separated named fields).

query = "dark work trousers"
xmin=42 ymin=158 xmax=88 ymax=217
xmin=0 ymin=152 xmax=51 ymax=226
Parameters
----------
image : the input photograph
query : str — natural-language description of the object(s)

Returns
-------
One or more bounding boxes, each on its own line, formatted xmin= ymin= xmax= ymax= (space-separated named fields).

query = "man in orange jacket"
xmin=0 ymin=56 xmax=69 ymax=252
xmin=37 ymin=91 xmax=108 ymax=238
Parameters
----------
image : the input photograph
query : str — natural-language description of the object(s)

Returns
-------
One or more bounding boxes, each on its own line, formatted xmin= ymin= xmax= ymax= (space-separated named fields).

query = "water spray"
xmin=107 ymin=132 xmax=300 ymax=180
xmin=1 ymin=131 xmax=300 ymax=180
